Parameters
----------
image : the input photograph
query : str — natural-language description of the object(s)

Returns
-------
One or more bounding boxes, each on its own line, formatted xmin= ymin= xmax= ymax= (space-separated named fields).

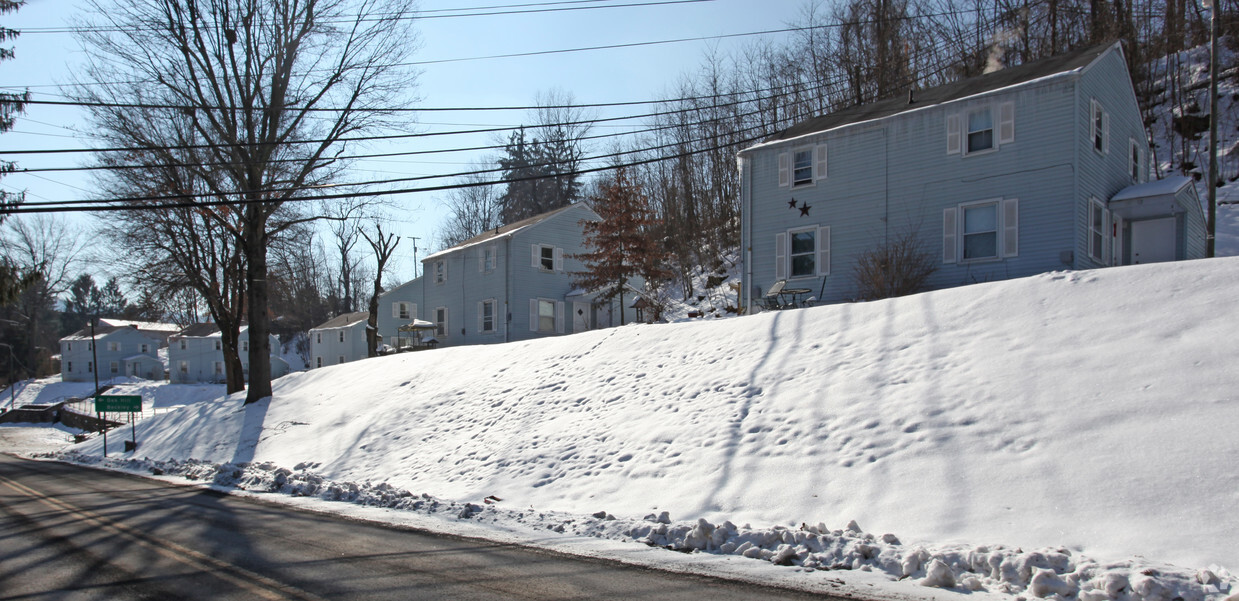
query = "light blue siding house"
xmin=308 ymin=312 xmax=371 ymax=368
xmin=167 ymin=323 xmax=289 ymax=383
xmin=738 ymin=42 xmax=1207 ymax=309
xmin=378 ymin=203 xmax=637 ymax=349
xmin=60 ymin=325 xmax=164 ymax=382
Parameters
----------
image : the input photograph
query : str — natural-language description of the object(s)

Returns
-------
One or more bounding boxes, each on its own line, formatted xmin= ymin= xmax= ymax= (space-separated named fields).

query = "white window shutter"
xmin=410 ymin=304 xmax=417 ymax=320
xmin=814 ymin=145 xmax=828 ymax=180
xmin=1088 ymin=200 xmax=1100 ymax=260
xmin=477 ymin=301 xmax=483 ymax=334
xmin=391 ymin=302 xmax=399 ymax=318
xmin=531 ymin=244 xmax=539 ymax=268
xmin=777 ymin=152 xmax=790 ymax=187
xmin=1002 ymin=198 xmax=1019 ymax=258
xmin=478 ymin=251 xmax=484 ymax=272
xmin=998 ymin=102 xmax=1015 ymax=145
xmin=943 ymin=208 xmax=958 ymax=264
xmin=529 ymin=299 xmax=538 ymax=332
xmin=555 ymin=301 xmax=565 ymax=334
xmin=946 ymin=113 xmax=961 ymax=154
xmin=817 ymin=226 xmax=831 ymax=276
xmin=774 ymin=232 xmax=787 ymax=280
xmin=553 ymin=247 xmax=563 ymax=271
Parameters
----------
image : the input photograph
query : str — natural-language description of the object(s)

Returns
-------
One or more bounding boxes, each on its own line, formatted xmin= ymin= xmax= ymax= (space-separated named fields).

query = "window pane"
xmin=793 ymin=150 xmax=812 ymax=184
xmin=964 ymin=205 xmax=997 ymax=234
xmin=540 ymin=246 xmax=554 ymax=270
xmin=791 ymin=230 xmax=815 ymax=254
xmin=967 ymin=110 xmax=993 ymax=152
xmin=963 ymin=232 xmax=997 ymax=259
xmin=791 ymin=254 xmax=815 ymax=277
xmin=538 ymin=300 xmax=555 ymax=332
xmin=968 ymin=110 xmax=992 ymax=132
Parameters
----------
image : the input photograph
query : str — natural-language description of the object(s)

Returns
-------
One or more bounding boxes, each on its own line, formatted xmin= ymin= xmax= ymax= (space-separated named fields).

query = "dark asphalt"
xmin=0 ymin=453 xmax=840 ymax=600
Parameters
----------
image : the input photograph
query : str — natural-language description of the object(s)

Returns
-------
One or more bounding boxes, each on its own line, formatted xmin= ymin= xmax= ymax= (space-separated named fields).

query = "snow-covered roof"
xmin=743 ymin=42 xmax=1115 ymax=151
xmin=98 ymin=318 xmax=181 ymax=333
xmin=1110 ymin=176 xmax=1194 ymax=202
xmin=423 ymin=203 xmax=596 ymax=262
xmin=311 ymin=311 xmax=371 ymax=331
xmin=61 ymin=324 xmax=132 ymax=341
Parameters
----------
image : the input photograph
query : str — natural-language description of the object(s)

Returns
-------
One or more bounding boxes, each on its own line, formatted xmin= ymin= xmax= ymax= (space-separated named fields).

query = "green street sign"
xmin=95 ymin=395 xmax=141 ymax=413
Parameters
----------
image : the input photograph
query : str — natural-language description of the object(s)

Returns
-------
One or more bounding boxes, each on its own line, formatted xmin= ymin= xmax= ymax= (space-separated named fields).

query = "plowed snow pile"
xmin=58 ymin=258 xmax=1239 ymax=600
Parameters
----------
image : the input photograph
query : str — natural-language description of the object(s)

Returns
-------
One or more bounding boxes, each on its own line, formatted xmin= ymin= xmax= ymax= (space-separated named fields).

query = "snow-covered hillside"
xmin=37 ymin=256 xmax=1237 ymax=601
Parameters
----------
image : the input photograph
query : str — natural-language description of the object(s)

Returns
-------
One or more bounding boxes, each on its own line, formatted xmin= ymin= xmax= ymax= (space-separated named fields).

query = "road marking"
xmin=0 ymin=474 xmax=329 ymax=601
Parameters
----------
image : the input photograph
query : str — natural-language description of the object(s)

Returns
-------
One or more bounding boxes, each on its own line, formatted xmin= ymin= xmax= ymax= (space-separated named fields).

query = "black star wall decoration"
xmin=799 ymin=201 xmax=811 ymax=217
xmin=787 ymin=198 xmax=798 ymax=209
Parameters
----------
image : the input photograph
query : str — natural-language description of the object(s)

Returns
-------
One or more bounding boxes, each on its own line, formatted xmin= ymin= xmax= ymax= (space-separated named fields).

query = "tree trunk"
xmin=244 ymin=206 xmax=273 ymax=404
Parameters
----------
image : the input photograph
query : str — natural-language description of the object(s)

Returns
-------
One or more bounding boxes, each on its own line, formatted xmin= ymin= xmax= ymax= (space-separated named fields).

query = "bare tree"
xmin=73 ymin=0 xmax=420 ymax=403
xmin=361 ymin=221 xmax=399 ymax=357
xmin=435 ymin=163 xmax=503 ymax=249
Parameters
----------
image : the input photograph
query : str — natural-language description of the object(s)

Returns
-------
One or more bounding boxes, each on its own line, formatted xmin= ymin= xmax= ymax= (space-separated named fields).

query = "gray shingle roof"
xmin=760 ymin=43 xmax=1115 ymax=144
xmin=313 ymin=311 xmax=371 ymax=330
xmin=176 ymin=323 xmax=221 ymax=338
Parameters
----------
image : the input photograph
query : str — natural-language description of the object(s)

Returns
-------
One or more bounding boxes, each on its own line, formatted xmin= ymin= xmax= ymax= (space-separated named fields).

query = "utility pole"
xmin=1206 ymin=0 xmax=1219 ymax=258
xmin=406 ymin=236 xmax=420 ymax=278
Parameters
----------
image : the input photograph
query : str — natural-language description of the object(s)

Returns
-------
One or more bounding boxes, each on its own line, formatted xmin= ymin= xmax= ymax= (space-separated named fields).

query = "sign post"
xmin=95 ymin=395 xmax=141 ymax=453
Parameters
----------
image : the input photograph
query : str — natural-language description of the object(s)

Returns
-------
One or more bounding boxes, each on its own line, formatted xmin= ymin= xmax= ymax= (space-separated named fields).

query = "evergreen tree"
xmin=0 ymin=0 xmax=32 ymax=305
xmin=573 ymin=168 xmax=671 ymax=325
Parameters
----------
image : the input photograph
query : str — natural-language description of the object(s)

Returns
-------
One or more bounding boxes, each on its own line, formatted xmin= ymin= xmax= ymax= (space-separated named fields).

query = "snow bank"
xmin=55 ymin=257 xmax=1239 ymax=600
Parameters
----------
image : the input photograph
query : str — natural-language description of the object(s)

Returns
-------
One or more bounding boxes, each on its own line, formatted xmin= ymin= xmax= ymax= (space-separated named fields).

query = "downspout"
xmin=741 ymin=154 xmax=752 ymax=314
xmin=1072 ymin=74 xmax=1081 ymax=269
xmin=504 ymin=236 xmax=511 ymax=343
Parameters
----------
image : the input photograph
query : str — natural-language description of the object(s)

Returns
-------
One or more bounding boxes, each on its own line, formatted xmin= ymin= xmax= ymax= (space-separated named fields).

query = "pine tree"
xmin=573 ymin=168 xmax=671 ymax=325
xmin=0 ymin=0 xmax=33 ymax=306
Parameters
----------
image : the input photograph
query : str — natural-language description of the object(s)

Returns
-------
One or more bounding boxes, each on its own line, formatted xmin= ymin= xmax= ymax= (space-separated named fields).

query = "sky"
xmin=8 ymin=254 xmax=1238 ymax=600
xmin=1 ymin=0 xmax=812 ymax=283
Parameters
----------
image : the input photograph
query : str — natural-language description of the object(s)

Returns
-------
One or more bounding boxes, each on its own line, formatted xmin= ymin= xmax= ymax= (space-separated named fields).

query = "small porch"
xmin=1108 ymin=176 xmax=1207 ymax=265
xmin=392 ymin=320 xmax=439 ymax=352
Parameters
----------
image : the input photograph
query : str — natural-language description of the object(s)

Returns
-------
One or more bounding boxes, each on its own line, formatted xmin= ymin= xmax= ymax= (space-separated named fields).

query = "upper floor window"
xmin=967 ymin=109 xmax=994 ymax=153
xmin=338 ymin=330 xmax=345 ymax=343
xmin=214 ymin=340 xmax=222 ymax=351
xmin=393 ymin=301 xmax=411 ymax=320
xmin=179 ymin=339 xmax=187 ymax=350
xmin=433 ymin=260 xmax=447 ymax=284
xmin=533 ymin=244 xmax=561 ymax=272
xmin=140 ymin=344 xmax=150 ymax=353
xmin=778 ymin=145 xmax=826 ymax=187
xmin=107 ymin=342 xmax=121 ymax=352
xmin=1129 ymin=138 xmax=1144 ymax=182
xmin=481 ymin=245 xmax=497 ymax=272
xmin=315 ymin=332 xmax=322 ymax=344
xmin=242 ymin=340 xmax=249 ymax=352
xmin=1092 ymin=99 xmax=1108 ymax=154
xmin=67 ymin=342 xmax=72 ymax=352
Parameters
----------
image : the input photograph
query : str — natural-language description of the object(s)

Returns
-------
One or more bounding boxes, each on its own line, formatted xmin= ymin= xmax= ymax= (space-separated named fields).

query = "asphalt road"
xmin=0 ymin=453 xmax=833 ymax=600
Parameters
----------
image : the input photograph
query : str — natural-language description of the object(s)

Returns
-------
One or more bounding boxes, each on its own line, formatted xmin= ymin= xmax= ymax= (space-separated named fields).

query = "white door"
xmin=572 ymin=302 xmax=591 ymax=333
xmin=1131 ymin=218 xmax=1176 ymax=264
xmin=1110 ymin=214 xmax=1124 ymax=265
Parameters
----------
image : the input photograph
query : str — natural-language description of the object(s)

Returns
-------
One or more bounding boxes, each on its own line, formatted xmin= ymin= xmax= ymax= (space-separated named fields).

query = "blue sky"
xmin=2 ymin=0 xmax=810 ymax=283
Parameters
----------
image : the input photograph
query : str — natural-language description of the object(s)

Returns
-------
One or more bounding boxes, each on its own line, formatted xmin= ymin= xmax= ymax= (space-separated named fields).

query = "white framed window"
xmin=67 ymin=342 xmax=72 ymax=352
xmin=242 ymin=340 xmax=249 ymax=352
xmin=532 ymin=244 xmax=562 ymax=272
xmin=393 ymin=301 xmax=412 ymax=320
xmin=67 ymin=361 xmax=72 ymax=372
xmin=338 ymin=355 xmax=345 ymax=365
xmin=774 ymin=226 xmax=830 ymax=280
xmin=338 ymin=330 xmax=345 ymax=343
xmin=179 ymin=339 xmax=187 ymax=350
xmin=315 ymin=356 xmax=323 ymax=368
xmin=966 ymin=108 xmax=994 ymax=153
xmin=435 ymin=307 xmax=448 ymax=338
xmin=107 ymin=342 xmax=121 ymax=352
xmin=110 ymin=361 xmax=118 ymax=374
xmin=140 ymin=344 xmax=150 ymax=353
xmin=1089 ymin=198 xmax=1108 ymax=263
xmin=178 ymin=361 xmax=188 ymax=374
xmin=315 ymin=332 xmax=322 ymax=344
xmin=87 ymin=361 xmax=92 ymax=373
xmin=778 ymin=144 xmax=827 ymax=187
xmin=1129 ymin=138 xmax=1144 ymax=182
xmin=530 ymin=298 xmax=563 ymax=334
xmin=433 ymin=260 xmax=447 ymax=284
xmin=214 ymin=340 xmax=221 ymax=351
xmin=1091 ymin=99 xmax=1108 ymax=154
xmin=214 ymin=361 xmax=223 ymax=376
xmin=944 ymin=198 xmax=1019 ymax=263
xmin=478 ymin=299 xmax=496 ymax=333
xmin=480 ymin=244 xmax=497 ymax=272
xmin=87 ymin=342 xmax=92 ymax=351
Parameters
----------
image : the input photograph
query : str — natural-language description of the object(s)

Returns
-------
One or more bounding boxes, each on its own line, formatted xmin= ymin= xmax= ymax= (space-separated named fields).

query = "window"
xmin=394 ymin=302 xmax=410 ymax=320
xmin=792 ymin=148 xmax=813 ymax=186
xmin=338 ymin=356 xmax=345 ymax=365
xmin=480 ymin=245 xmax=496 ymax=272
xmin=435 ymin=307 xmax=448 ymax=337
xmin=774 ymin=226 xmax=830 ymax=280
xmin=141 ymin=344 xmax=150 ymax=353
xmin=537 ymin=245 xmax=555 ymax=271
xmin=179 ymin=339 xmax=187 ymax=350
xmin=434 ymin=260 xmax=446 ymax=284
xmin=315 ymin=356 xmax=323 ymax=368
xmin=214 ymin=361 xmax=223 ymax=376
xmin=479 ymin=299 xmax=496 ymax=333
xmin=338 ymin=330 xmax=345 ymax=343
xmin=966 ymin=108 xmax=994 ymax=153
xmin=67 ymin=361 xmax=72 ymax=372
xmin=67 ymin=342 xmax=72 ymax=352
xmin=110 ymin=361 xmax=118 ymax=374
xmin=1089 ymin=198 xmax=1107 ymax=262
xmin=107 ymin=342 xmax=120 ymax=352
xmin=316 ymin=332 xmax=322 ymax=344
xmin=1130 ymin=139 xmax=1143 ymax=182
xmin=1092 ymin=99 xmax=1108 ymax=154
xmin=538 ymin=300 xmax=556 ymax=332
xmin=178 ymin=361 xmax=188 ymax=374
xmin=242 ymin=340 xmax=249 ymax=352
xmin=214 ymin=340 xmax=222 ymax=351
xmin=962 ymin=203 xmax=999 ymax=260
xmin=87 ymin=342 xmax=92 ymax=351
xmin=87 ymin=362 xmax=93 ymax=373
xmin=778 ymin=145 xmax=826 ymax=187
